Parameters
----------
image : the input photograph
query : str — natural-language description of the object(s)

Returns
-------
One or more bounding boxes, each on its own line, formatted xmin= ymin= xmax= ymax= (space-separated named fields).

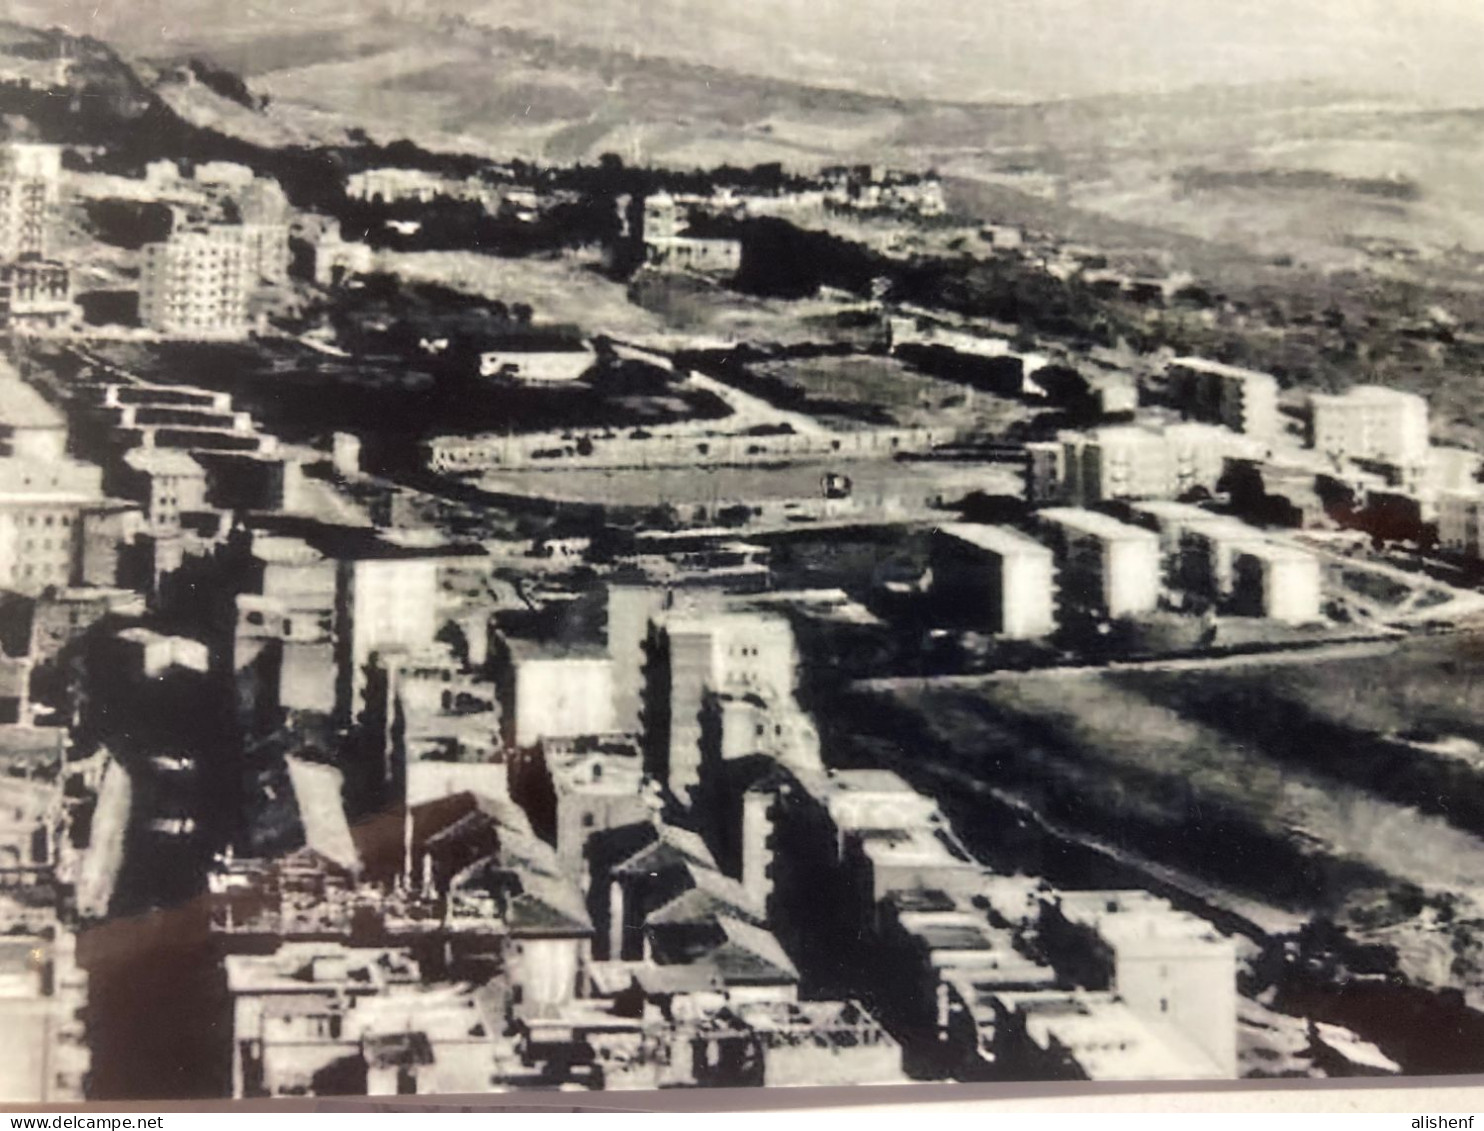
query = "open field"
xmin=475 ymin=458 xmax=1018 ymax=510
xmin=745 ymin=354 xmax=1002 ymax=431
xmin=833 ymin=632 xmax=1484 ymax=1004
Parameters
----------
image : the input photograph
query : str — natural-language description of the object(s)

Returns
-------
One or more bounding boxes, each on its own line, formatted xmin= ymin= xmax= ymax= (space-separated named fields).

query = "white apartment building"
xmin=336 ymin=555 xmax=440 ymax=720
xmin=0 ymin=143 xmax=62 ymax=260
xmin=1308 ymin=385 xmax=1430 ymax=469
xmin=0 ymin=458 xmax=105 ymax=595
xmin=1040 ymin=890 xmax=1239 ymax=1079
xmin=930 ymin=524 xmax=1057 ymax=639
xmin=139 ymin=226 xmax=251 ymax=339
xmin=1037 ymin=508 xmax=1161 ymax=619
xmin=1167 ymin=357 xmax=1280 ymax=445
xmin=647 ymin=610 xmax=800 ymax=806
xmin=1230 ymin=542 xmax=1322 ymax=624
xmin=1030 ymin=424 xmax=1259 ymax=508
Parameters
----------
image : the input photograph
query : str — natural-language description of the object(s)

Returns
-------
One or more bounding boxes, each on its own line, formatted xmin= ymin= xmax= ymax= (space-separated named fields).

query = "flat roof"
xmin=826 ymin=768 xmax=917 ymax=795
xmin=1038 ymin=508 xmax=1160 ymax=543
xmin=1049 ymin=890 xmax=1231 ymax=952
xmin=1311 ymin=384 xmax=1426 ymax=406
xmin=1232 ymin=540 xmax=1317 ymax=566
xmin=123 ymin=448 xmax=206 ymax=476
xmin=1169 ymin=357 xmax=1278 ymax=384
xmin=856 ymin=826 xmax=967 ymax=868
xmin=998 ymin=990 xmax=1225 ymax=1080
xmin=936 ymin=523 xmax=1053 ymax=559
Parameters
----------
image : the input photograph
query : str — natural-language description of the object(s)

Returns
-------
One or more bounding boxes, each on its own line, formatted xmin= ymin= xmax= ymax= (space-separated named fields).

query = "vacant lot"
xmin=835 ymin=633 xmax=1484 ymax=1000
xmin=748 ymin=354 xmax=990 ymax=430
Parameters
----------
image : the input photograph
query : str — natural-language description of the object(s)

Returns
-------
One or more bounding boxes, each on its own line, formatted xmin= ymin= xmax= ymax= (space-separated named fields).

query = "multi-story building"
xmin=0 ymin=364 xmax=65 ymax=463
xmin=1030 ymin=423 xmax=1259 ymax=507
xmin=0 ymin=923 xmax=89 ymax=1102
xmin=1124 ymin=501 xmax=1270 ymax=598
xmin=234 ymin=179 xmax=291 ymax=283
xmin=1230 ymin=542 xmax=1323 ymax=624
xmin=0 ymin=259 xmax=72 ymax=331
xmin=364 ymin=644 xmax=502 ymax=806
xmin=1308 ymin=385 xmax=1430 ymax=469
xmin=643 ymin=611 xmax=799 ymax=806
xmin=139 ymin=225 xmax=251 ymax=339
xmin=0 ymin=373 xmax=103 ymax=593
xmin=606 ymin=584 xmax=738 ymax=738
xmin=1439 ymin=489 xmax=1484 ymax=561
xmin=1037 ymin=890 xmax=1238 ymax=1078
xmin=509 ymin=735 xmax=650 ymax=876
xmin=1166 ymin=357 xmax=1280 ymax=444
xmin=489 ymin=637 xmax=615 ymax=750
xmin=225 ymin=944 xmax=498 ymax=1098
xmin=0 ymin=144 xmax=62 ymax=261
xmin=929 ymin=524 xmax=1057 ymax=638
xmin=638 ymin=192 xmax=743 ymax=276
xmin=336 ymin=552 xmax=441 ymax=723
xmin=114 ymin=448 xmax=208 ymax=534
xmin=345 ymin=168 xmax=495 ymax=208
xmin=1036 ymin=508 xmax=1161 ymax=619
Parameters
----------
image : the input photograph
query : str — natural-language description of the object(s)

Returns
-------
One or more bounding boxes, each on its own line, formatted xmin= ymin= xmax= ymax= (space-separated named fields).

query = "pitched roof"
xmin=711 ymin=916 xmax=799 ymax=985
xmin=613 ymin=825 xmax=715 ymax=876
xmin=645 ymin=866 xmax=761 ymax=928
xmin=284 ymin=757 xmax=359 ymax=874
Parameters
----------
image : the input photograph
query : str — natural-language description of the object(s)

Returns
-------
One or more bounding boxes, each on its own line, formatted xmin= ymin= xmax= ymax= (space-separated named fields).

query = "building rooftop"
xmin=549 ymin=750 xmax=645 ymax=798
xmin=0 ymin=367 xmax=63 ymax=431
xmin=122 ymin=448 xmax=206 ymax=476
xmin=855 ymin=825 xmax=975 ymax=871
xmin=826 ymin=768 xmax=916 ymax=796
xmin=284 ymin=757 xmax=359 ymax=875
xmin=998 ymin=989 xmax=1227 ymax=1081
xmin=225 ymin=944 xmax=420 ymax=995
xmin=504 ymin=636 xmax=610 ymax=664
xmin=250 ymin=534 xmax=328 ymax=567
xmin=1047 ymin=890 xmax=1232 ymax=956
xmin=1311 ymin=384 xmax=1427 ymax=407
xmin=1232 ymin=540 xmax=1317 ymax=566
xmin=936 ymin=523 xmax=1054 ymax=559
xmin=1169 ymin=357 xmax=1278 ymax=385
xmin=613 ymin=824 xmax=717 ymax=877
xmin=1038 ymin=507 xmax=1161 ymax=544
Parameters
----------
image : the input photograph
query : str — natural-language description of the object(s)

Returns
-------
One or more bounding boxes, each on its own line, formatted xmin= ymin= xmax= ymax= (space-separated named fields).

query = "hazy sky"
xmin=16 ymin=0 xmax=1484 ymax=105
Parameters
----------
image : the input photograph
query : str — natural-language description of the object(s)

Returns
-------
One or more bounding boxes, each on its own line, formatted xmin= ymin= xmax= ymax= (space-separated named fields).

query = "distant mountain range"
xmin=7 ymin=2 xmax=1484 ymax=271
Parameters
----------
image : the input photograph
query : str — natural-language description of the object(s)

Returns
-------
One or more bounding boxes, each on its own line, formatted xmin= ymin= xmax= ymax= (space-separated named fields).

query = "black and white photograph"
xmin=0 ymin=0 xmax=1482 ymax=1105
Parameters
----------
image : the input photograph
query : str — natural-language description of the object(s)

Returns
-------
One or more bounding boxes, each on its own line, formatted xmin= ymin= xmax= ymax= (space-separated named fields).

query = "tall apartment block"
xmin=1036 ymin=508 xmax=1161 ymax=619
xmin=1308 ymin=385 xmax=1430 ymax=469
xmin=0 ymin=143 xmax=62 ymax=260
xmin=643 ymin=610 xmax=799 ymax=806
xmin=139 ymin=226 xmax=251 ymax=339
xmin=1028 ymin=423 xmax=1259 ymax=507
xmin=1167 ymin=357 xmax=1279 ymax=445
xmin=930 ymin=524 xmax=1056 ymax=639
xmin=335 ymin=554 xmax=440 ymax=722
xmin=1039 ymin=890 xmax=1239 ymax=1078
xmin=0 ymin=366 xmax=104 ymax=594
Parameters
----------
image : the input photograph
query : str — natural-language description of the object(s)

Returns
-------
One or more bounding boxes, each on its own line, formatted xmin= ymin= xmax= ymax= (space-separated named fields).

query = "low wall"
xmin=426 ymin=422 xmax=955 ymax=473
